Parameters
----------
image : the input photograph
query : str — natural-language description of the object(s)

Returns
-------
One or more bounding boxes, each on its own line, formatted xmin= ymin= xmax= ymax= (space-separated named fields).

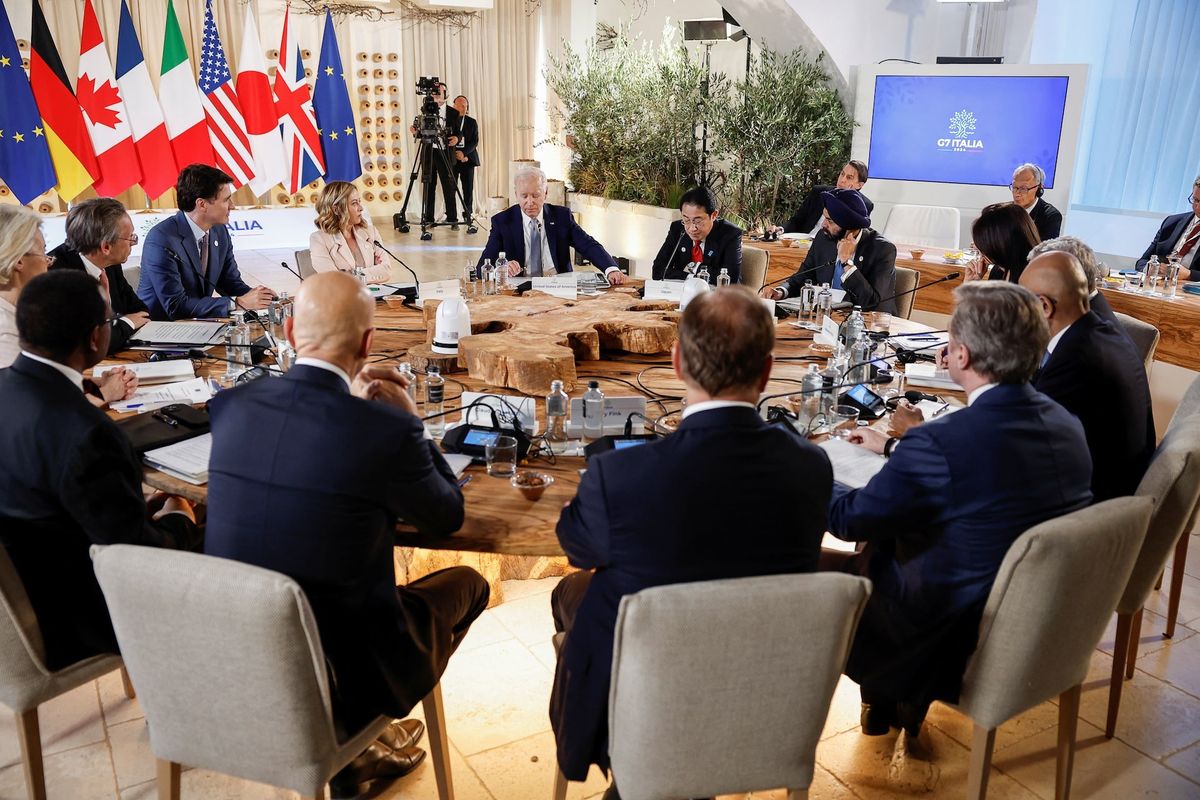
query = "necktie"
xmin=832 ymin=260 xmax=843 ymax=290
xmin=691 ymin=242 xmax=703 ymax=266
xmin=528 ymin=220 xmax=543 ymax=277
xmin=198 ymin=234 xmax=209 ymax=277
xmin=1041 ymin=350 xmax=1051 ymax=368
xmin=1177 ymin=220 xmax=1200 ymax=259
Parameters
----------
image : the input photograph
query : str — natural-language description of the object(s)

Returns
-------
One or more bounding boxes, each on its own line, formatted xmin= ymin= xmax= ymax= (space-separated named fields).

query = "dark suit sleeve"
xmin=214 ymin=232 xmax=253 ymax=298
xmin=652 ymin=222 xmax=684 ymax=280
xmin=384 ymin=421 xmax=465 ymax=537
xmin=462 ymin=118 xmax=479 ymax=160
xmin=828 ymin=425 xmax=952 ymax=542
xmin=783 ymin=187 xmax=824 ymax=234
xmin=555 ymin=456 xmax=611 ymax=569
xmin=843 ymin=237 xmax=896 ymax=312
xmin=781 ymin=243 xmax=822 ymax=298
xmin=566 ymin=215 xmax=616 ymax=269
xmin=1137 ymin=216 xmax=1177 ymax=270
xmin=111 ymin=268 xmax=148 ymax=315
xmin=1040 ymin=204 xmax=1062 ymax=240
xmin=139 ymin=231 xmax=229 ymax=320
xmin=477 ymin=212 xmax=508 ymax=268
xmin=720 ymin=226 xmax=743 ymax=285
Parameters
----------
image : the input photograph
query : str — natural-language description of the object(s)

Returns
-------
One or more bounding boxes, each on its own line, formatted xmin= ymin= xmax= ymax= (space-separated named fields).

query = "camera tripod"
xmin=394 ymin=135 xmax=478 ymax=240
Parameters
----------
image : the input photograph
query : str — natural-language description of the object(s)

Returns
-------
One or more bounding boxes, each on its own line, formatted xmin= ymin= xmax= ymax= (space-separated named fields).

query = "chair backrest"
xmin=122 ymin=264 xmax=141 ymax=294
xmin=1167 ymin=373 xmax=1200 ymax=435
xmin=893 ymin=267 xmax=919 ymax=319
xmin=741 ymin=246 xmax=769 ymax=292
xmin=1113 ymin=311 xmax=1160 ymax=372
xmin=957 ymin=496 xmax=1152 ymax=729
xmin=1121 ymin=418 xmax=1200 ymax=613
xmin=0 ymin=545 xmax=51 ymax=710
xmin=883 ymin=204 xmax=961 ymax=250
xmin=92 ymin=545 xmax=342 ymax=795
xmin=608 ymin=573 xmax=871 ymax=799
xmin=295 ymin=248 xmax=315 ymax=279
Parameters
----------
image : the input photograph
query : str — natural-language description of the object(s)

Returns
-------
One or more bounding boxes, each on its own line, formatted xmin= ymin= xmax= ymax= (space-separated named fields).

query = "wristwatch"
xmin=883 ymin=437 xmax=899 ymax=458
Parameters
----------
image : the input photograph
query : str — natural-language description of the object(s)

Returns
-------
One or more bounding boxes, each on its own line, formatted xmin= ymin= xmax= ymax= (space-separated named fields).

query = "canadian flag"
xmin=76 ymin=0 xmax=141 ymax=196
xmin=235 ymin=6 xmax=286 ymax=196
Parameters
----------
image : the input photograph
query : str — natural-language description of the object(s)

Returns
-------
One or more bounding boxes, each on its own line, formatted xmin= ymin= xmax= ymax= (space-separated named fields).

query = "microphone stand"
xmin=867 ymin=272 xmax=962 ymax=311
xmin=374 ymin=239 xmax=421 ymax=303
xmin=278 ymin=260 xmax=304 ymax=282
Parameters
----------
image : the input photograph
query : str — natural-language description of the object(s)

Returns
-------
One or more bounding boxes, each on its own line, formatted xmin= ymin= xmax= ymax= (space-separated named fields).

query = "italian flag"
xmin=158 ymin=0 xmax=213 ymax=170
xmin=76 ymin=0 xmax=140 ymax=196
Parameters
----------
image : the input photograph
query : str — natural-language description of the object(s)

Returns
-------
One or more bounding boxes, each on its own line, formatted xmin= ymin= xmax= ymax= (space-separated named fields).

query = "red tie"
xmin=1177 ymin=221 xmax=1200 ymax=258
xmin=691 ymin=242 xmax=703 ymax=264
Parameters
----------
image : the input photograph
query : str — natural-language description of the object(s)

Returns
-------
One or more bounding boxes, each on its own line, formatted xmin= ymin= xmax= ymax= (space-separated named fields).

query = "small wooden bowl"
xmin=909 ymin=249 xmax=925 ymax=260
xmin=512 ymin=471 xmax=554 ymax=501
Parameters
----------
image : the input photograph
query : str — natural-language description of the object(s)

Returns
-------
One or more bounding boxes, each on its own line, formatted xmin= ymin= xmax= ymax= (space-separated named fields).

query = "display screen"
xmin=462 ymin=429 xmax=501 ymax=447
xmin=847 ymin=383 xmax=884 ymax=408
xmin=613 ymin=438 xmax=649 ymax=450
xmin=868 ymin=75 xmax=1069 ymax=187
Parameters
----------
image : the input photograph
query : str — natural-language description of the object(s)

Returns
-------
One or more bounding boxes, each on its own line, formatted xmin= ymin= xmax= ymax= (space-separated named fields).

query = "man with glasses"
xmin=651 ymin=185 xmax=743 ymax=283
xmin=1009 ymin=163 xmax=1062 ymax=241
xmin=1136 ymin=176 xmax=1200 ymax=279
xmin=49 ymin=198 xmax=150 ymax=353
xmin=138 ymin=164 xmax=276 ymax=320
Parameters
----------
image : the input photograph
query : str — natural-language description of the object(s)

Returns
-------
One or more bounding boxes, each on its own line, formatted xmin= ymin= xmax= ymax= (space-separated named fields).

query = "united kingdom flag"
xmin=273 ymin=6 xmax=325 ymax=194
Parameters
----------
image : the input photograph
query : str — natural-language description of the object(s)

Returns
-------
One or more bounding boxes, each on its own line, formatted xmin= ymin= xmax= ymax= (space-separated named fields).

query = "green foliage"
xmin=544 ymin=28 xmax=851 ymax=229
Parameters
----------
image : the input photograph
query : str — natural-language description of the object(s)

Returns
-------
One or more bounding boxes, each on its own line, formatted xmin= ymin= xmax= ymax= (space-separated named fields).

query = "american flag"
xmin=198 ymin=0 xmax=255 ymax=188
xmin=274 ymin=6 xmax=325 ymax=194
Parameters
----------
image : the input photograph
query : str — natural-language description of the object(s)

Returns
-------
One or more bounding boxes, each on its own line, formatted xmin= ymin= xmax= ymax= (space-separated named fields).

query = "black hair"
xmin=679 ymin=186 xmax=718 ymax=215
xmin=176 ymin=164 xmax=234 ymax=213
xmin=16 ymin=270 xmax=107 ymax=361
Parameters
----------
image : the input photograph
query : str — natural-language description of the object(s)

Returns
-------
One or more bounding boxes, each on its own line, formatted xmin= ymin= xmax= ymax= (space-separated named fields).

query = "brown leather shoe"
xmin=376 ymin=718 xmax=425 ymax=751
xmin=329 ymin=742 xmax=426 ymax=799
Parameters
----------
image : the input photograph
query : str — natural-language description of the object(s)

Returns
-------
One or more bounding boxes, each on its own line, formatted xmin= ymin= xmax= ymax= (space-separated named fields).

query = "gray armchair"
xmin=91 ymin=544 xmax=454 ymax=800
xmin=741 ymin=246 xmax=769 ymax=292
xmin=1113 ymin=311 xmax=1160 ymax=372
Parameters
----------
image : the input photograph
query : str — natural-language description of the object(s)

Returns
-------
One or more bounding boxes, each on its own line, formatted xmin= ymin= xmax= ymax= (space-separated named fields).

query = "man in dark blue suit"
xmin=1028 ymin=236 xmax=1119 ymax=327
xmin=650 ymin=185 xmax=743 ymax=284
xmin=1136 ymin=177 xmax=1200 ymax=277
xmin=830 ymin=282 xmax=1092 ymax=737
xmin=478 ymin=166 xmax=626 ymax=284
xmin=138 ymin=164 xmax=276 ymax=320
xmin=204 ymin=271 xmax=488 ymax=796
xmin=549 ymin=287 xmax=831 ymax=793
xmin=1021 ymin=251 xmax=1155 ymax=501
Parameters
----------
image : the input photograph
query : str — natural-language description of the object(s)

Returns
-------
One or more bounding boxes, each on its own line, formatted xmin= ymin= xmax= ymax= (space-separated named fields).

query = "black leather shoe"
xmin=329 ymin=743 xmax=426 ymax=799
xmin=896 ymin=700 xmax=929 ymax=738
xmin=451 ymin=223 xmax=460 ymax=231
xmin=860 ymin=702 xmax=896 ymax=736
xmin=376 ymin=718 xmax=424 ymax=751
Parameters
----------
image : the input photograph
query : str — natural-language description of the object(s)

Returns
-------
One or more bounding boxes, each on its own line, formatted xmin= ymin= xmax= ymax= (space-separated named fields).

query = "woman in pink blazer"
xmin=309 ymin=181 xmax=392 ymax=283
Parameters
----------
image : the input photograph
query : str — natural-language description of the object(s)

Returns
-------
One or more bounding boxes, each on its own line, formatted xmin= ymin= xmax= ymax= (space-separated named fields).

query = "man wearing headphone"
xmin=1009 ymin=163 xmax=1062 ymax=241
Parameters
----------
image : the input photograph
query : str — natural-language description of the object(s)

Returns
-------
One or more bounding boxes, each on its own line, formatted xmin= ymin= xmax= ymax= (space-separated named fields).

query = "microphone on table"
xmin=655 ymin=229 xmax=690 ymax=281
xmin=905 ymin=390 xmax=942 ymax=404
xmin=164 ymin=249 xmax=271 ymax=324
xmin=374 ymin=239 xmax=420 ymax=303
xmin=755 ymin=374 xmax=892 ymax=413
xmin=836 ymin=340 xmax=947 ymax=383
xmin=278 ymin=260 xmax=304 ymax=282
xmin=761 ymin=257 xmax=839 ymax=295
xmin=866 ymin=272 xmax=961 ymax=311
xmin=186 ymin=348 xmax=274 ymax=381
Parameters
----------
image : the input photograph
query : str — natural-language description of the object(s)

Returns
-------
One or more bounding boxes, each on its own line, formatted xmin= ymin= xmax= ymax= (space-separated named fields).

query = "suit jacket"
xmin=551 ymin=406 xmax=831 ymax=779
xmin=1028 ymin=198 xmax=1062 ymax=242
xmin=783 ymin=184 xmax=874 ymax=234
xmin=477 ymin=203 xmax=615 ymax=274
xmin=308 ymin=219 xmax=391 ymax=283
xmin=138 ymin=211 xmax=253 ymax=320
xmin=780 ymin=228 xmax=898 ymax=314
xmin=1137 ymin=211 xmax=1195 ymax=270
xmin=48 ymin=244 xmax=147 ymax=354
xmin=650 ymin=218 xmax=744 ymax=284
xmin=1034 ymin=312 xmax=1154 ymax=501
xmin=0 ymin=356 xmax=199 ymax=670
xmin=203 ymin=365 xmax=465 ymax=727
xmin=828 ymin=383 xmax=1092 ymax=704
xmin=1089 ymin=289 xmax=1118 ymax=327
xmin=453 ymin=115 xmax=480 ymax=167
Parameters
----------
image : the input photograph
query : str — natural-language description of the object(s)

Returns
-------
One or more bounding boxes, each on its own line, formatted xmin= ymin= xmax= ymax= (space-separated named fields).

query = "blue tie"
xmin=832 ymin=260 xmax=844 ymax=290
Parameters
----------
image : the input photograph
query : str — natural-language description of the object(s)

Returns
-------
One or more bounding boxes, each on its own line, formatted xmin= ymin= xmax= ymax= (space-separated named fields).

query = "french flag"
xmin=115 ymin=0 xmax=177 ymax=199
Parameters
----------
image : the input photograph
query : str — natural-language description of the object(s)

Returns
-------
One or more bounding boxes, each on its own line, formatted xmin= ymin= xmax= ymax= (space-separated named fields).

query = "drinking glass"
xmin=829 ymin=405 xmax=860 ymax=439
xmin=486 ymin=435 xmax=518 ymax=477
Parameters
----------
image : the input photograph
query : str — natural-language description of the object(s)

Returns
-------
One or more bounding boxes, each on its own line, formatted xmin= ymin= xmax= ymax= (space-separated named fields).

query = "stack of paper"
xmin=130 ymin=321 xmax=225 ymax=346
xmin=818 ymin=437 xmax=887 ymax=489
xmin=110 ymin=378 xmax=213 ymax=413
xmin=94 ymin=360 xmax=195 ymax=385
xmin=144 ymin=433 xmax=212 ymax=485
xmin=904 ymin=363 xmax=963 ymax=391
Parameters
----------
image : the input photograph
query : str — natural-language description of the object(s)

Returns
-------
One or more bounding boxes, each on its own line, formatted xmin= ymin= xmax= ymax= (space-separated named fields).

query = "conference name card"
xmin=531 ymin=275 xmax=578 ymax=300
xmin=642 ymin=280 xmax=684 ymax=302
xmin=418 ymin=280 xmax=463 ymax=303
xmin=567 ymin=396 xmax=648 ymax=436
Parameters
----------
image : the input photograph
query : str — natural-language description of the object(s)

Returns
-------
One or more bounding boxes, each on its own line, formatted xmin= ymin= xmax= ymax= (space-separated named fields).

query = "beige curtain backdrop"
xmin=1 ymin=0 xmax=545 ymax=220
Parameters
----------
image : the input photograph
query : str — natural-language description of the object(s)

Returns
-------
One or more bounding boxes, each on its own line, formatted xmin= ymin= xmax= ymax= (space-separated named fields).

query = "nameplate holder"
xmin=566 ymin=396 xmax=647 ymax=436
xmin=415 ymin=279 xmax=462 ymax=306
xmin=643 ymin=280 xmax=684 ymax=302
xmin=532 ymin=275 xmax=578 ymax=300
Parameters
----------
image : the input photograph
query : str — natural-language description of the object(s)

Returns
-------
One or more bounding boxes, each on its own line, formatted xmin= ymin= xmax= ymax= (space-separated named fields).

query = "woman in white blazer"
xmin=309 ymin=181 xmax=392 ymax=283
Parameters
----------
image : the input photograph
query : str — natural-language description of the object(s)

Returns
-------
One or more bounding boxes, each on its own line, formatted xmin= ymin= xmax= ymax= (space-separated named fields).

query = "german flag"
xmin=29 ymin=0 xmax=98 ymax=200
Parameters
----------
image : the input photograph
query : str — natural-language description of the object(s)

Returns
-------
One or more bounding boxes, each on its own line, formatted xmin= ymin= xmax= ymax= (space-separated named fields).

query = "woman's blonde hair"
xmin=314 ymin=181 xmax=363 ymax=235
xmin=0 ymin=205 xmax=44 ymax=289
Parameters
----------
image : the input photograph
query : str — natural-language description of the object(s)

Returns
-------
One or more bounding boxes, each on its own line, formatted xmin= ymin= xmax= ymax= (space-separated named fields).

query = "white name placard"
xmin=642 ymin=280 xmax=685 ymax=302
xmin=417 ymin=280 xmax=463 ymax=304
xmin=532 ymin=275 xmax=578 ymax=300
xmin=567 ymin=396 xmax=648 ymax=436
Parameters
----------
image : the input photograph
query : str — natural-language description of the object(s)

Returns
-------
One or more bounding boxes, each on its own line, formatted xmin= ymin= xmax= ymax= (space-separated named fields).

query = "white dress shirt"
xmin=521 ymin=211 xmax=556 ymax=276
xmin=681 ymin=399 xmax=756 ymax=419
xmin=81 ymin=253 xmax=137 ymax=331
xmin=1045 ymin=321 xmax=1074 ymax=358
xmin=1170 ymin=215 xmax=1200 ymax=270
xmin=295 ymin=357 xmax=353 ymax=391
xmin=19 ymin=350 xmax=84 ymax=391
xmin=0 ymin=296 xmax=18 ymax=368
xmin=967 ymin=382 xmax=998 ymax=406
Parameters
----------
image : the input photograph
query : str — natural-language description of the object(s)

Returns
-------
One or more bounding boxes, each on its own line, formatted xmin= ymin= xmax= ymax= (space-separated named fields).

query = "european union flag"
xmin=313 ymin=11 xmax=361 ymax=183
xmin=0 ymin=4 xmax=56 ymax=204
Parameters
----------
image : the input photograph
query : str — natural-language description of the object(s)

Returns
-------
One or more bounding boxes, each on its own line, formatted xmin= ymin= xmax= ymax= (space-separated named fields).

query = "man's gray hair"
xmin=1029 ymin=236 xmax=1101 ymax=292
xmin=65 ymin=198 xmax=128 ymax=254
xmin=950 ymin=282 xmax=1048 ymax=385
xmin=513 ymin=165 xmax=548 ymax=194
xmin=1012 ymin=163 xmax=1046 ymax=185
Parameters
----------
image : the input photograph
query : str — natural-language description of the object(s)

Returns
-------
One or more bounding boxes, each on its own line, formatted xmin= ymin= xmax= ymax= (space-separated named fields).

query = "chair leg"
xmin=16 ymin=708 xmax=46 ymax=800
xmin=1125 ymin=608 xmax=1144 ymax=680
xmin=1154 ymin=568 xmax=1164 ymax=591
xmin=120 ymin=665 xmax=136 ymax=699
xmin=156 ymin=759 xmax=180 ymax=800
xmin=1107 ymin=612 xmax=1133 ymax=738
xmin=421 ymin=683 xmax=455 ymax=800
xmin=1165 ymin=532 xmax=1191 ymax=638
xmin=552 ymin=767 xmax=569 ymax=800
xmin=966 ymin=724 xmax=996 ymax=800
xmin=1056 ymin=685 xmax=1081 ymax=800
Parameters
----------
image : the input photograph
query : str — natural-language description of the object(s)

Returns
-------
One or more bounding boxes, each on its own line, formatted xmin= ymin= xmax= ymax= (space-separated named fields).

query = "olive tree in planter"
xmin=544 ymin=28 xmax=726 ymax=208
xmin=711 ymin=47 xmax=853 ymax=234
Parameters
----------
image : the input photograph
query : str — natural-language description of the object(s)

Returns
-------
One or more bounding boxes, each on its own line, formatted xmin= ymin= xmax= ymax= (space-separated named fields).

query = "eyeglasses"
xmin=681 ymin=216 xmax=711 ymax=229
xmin=1188 ymin=193 xmax=1200 ymax=205
xmin=113 ymin=234 xmax=139 ymax=245
xmin=22 ymin=252 xmax=55 ymax=266
xmin=1010 ymin=183 xmax=1041 ymax=194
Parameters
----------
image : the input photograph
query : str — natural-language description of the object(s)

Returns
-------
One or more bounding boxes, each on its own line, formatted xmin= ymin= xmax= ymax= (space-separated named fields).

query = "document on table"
xmin=94 ymin=360 xmax=196 ymax=385
xmin=129 ymin=321 xmax=226 ymax=345
xmin=904 ymin=363 xmax=963 ymax=391
xmin=144 ymin=433 xmax=212 ymax=485
xmin=110 ymin=378 xmax=213 ymax=413
xmin=819 ymin=437 xmax=886 ymax=489
xmin=443 ymin=453 xmax=473 ymax=479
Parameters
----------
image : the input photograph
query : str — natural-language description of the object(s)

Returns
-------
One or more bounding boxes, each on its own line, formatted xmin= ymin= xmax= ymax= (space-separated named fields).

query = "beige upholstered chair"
xmin=882 ymin=204 xmax=961 ymax=249
xmin=122 ymin=263 xmax=141 ymax=295
xmin=91 ymin=545 xmax=454 ymax=800
xmin=741 ymin=246 xmax=769 ymax=292
xmin=1113 ymin=311 xmax=1160 ymax=372
xmin=893 ymin=267 xmax=920 ymax=320
xmin=951 ymin=496 xmax=1153 ymax=800
xmin=0 ymin=546 xmax=134 ymax=800
xmin=1167 ymin=373 xmax=1200 ymax=435
xmin=296 ymin=248 xmax=316 ymax=279
xmin=554 ymin=573 xmax=871 ymax=800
